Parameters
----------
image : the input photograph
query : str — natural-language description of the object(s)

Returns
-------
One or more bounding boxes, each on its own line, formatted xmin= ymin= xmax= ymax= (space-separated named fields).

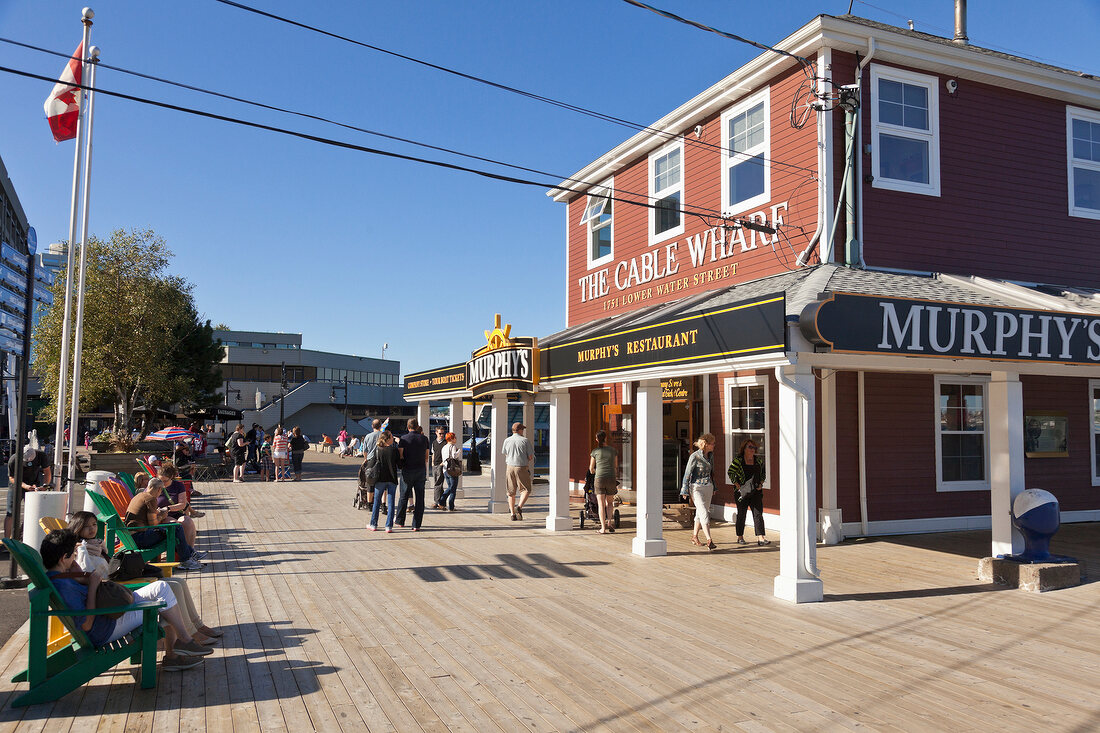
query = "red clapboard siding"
xmin=833 ymin=371 xmax=864 ymax=523
xmin=848 ymin=54 xmax=1100 ymax=287
xmin=565 ymin=56 xmax=821 ymax=327
xmin=1022 ymin=375 xmax=1094 ymax=511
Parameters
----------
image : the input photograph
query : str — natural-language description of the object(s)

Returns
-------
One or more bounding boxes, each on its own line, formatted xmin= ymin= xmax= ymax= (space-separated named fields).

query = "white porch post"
xmin=989 ymin=371 xmax=1025 ymax=557
xmin=489 ymin=393 xmax=509 ymax=513
xmin=449 ymin=396 xmax=464 ymax=498
xmin=632 ymin=378 xmax=667 ymax=557
xmin=819 ymin=368 xmax=843 ymax=544
xmin=774 ymin=365 xmax=823 ymax=603
xmin=522 ymin=394 xmax=535 ymax=441
xmin=547 ymin=388 xmax=572 ymax=531
xmin=416 ymin=401 xmax=431 ymax=431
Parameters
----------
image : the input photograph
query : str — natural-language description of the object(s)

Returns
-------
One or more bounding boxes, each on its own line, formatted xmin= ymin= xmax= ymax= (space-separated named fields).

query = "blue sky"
xmin=1 ymin=0 xmax=1098 ymax=376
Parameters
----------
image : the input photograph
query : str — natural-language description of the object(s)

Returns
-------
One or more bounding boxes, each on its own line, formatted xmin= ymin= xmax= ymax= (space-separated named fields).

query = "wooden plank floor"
xmin=1 ymin=452 xmax=1099 ymax=732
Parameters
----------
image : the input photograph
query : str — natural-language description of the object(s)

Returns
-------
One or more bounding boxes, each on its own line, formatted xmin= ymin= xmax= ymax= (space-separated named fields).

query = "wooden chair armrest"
xmin=149 ymin=562 xmax=178 ymax=577
xmin=42 ymin=600 xmax=165 ymax=617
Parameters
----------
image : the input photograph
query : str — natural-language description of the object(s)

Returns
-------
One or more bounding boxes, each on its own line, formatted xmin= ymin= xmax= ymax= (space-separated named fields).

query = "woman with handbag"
xmin=439 ymin=432 xmax=462 ymax=511
xmin=727 ymin=438 xmax=769 ymax=546
xmin=680 ymin=433 xmax=717 ymax=550
xmin=369 ymin=431 xmax=400 ymax=532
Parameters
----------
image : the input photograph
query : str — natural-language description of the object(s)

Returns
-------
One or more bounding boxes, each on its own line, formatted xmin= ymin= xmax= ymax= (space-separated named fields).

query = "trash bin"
xmin=82 ymin=470 xmax=116 ymax=514
xmin=23 ymin=491 xmax=69 ymax=553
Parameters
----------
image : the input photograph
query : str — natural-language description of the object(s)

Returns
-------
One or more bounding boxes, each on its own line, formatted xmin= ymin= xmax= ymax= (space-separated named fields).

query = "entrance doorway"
xmin=661 ymin=376 xmax=703 ymax=503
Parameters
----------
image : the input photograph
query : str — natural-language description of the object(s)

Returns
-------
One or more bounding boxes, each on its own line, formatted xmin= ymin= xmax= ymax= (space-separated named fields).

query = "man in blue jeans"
xmin=394 ymin=419 xmax=431 ymax=531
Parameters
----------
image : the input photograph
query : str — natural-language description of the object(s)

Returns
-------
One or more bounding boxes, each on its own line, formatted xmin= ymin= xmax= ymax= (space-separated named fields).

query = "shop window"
xmin=580 ymin=180 xmax=613 ymax=267
xmin=649 ymin=141 xmax=684 ymax=244
xmin=724 ymin=376 xmax=769 ymax=488
xmin=1068 ymin=106 xmax=1100 ymax=219
xmin=935 ymin=376 xmax=989 ymax=492
xmin=1091 ymin=380 xmax=1100 ymax=485
xmin=871 ymin=66 xmax=940 ymax=196
xmin=722 ymin=89 xmax=770 ymax=215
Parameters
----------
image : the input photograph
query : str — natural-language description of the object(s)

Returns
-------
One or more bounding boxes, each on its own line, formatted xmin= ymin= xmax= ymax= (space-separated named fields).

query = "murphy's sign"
xmin=467 ymin=315 xmax=539 ymax=399
xmin=541 ymin=293 xmax=786 ymax=381
xmin=801 ymin=292 xmax=1100 ymax=365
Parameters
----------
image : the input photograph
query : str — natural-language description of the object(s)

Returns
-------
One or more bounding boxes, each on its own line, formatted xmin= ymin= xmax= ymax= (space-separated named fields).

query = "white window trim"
xmin=648 ymin=139 xmax=685 ymax=246
xmin=583 ymin=178 xmax=614 ymax=269
xmin=721 ymin=88 xmax=771 ymax=216
xmin=934 ymin=374 xmax=990 ymax=493
xmin=1090 ymin=379 xmax=1100 ymax=486
xmin=723 ymin=375 xmax=771 ymax=490
xmin=1067 ymin=105 xmax=1100 ymax=220
xmin=870 ymin=65 xmax=940 ymax=197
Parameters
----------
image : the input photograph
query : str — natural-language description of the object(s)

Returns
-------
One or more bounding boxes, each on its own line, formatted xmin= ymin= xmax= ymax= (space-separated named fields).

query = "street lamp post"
xmin=330 ymin=376 xmax=348 ymax=431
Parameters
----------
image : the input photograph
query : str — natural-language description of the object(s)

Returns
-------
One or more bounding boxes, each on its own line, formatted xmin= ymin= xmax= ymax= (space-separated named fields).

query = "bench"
xmin=1 ymin=538 xmax=165 ymax=707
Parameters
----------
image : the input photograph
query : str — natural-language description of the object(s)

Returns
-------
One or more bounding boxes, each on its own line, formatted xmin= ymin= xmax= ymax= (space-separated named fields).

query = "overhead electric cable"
xmin=207 ymin=1 xmax=817 ymax=178
xmin=0 ymin=62 xmax=743 ymax=225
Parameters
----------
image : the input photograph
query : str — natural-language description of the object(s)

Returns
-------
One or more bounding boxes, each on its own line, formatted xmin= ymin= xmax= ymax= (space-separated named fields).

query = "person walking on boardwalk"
xmin=439 ymin=431 xmax=462 ymax=511
xmin=430 ymin=425 xmax=448 ymax=509
xmin=395 ymin=419 xmax=430 ymax=531
xmin=681 ymin=433 xmax=717 ymax=550
xmin=502 ymin=422 xmax=534 ymax=521
xmin=288 ymin=426 xmax=309 ymax=481
xmin=230 ymin=424 xmax=248 ymax=483
xmin=728 ymin=438 xmax=769 ymax=546
xmin=369 ymin=431 xmax=400 ymax=532
xmin=588 ymin=430 xmax=618 ymax=533
xmin=337 ymin=427 xmax=349 ymax=457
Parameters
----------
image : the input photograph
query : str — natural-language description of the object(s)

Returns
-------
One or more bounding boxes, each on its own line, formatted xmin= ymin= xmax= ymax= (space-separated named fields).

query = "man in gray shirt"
xmin=501 ymin=421 xmax=534 ymax=520
xmin=362 ymin=419 xmax=383 ymax=460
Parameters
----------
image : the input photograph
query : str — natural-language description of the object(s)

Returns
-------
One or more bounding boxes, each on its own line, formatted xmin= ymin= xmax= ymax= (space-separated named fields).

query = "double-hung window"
xmin=871 ymin=66 xmax=940 ymax=196
xmin=1068 ymin=106 xmax=1100 ymax=219
xmin=725 ymin=376 xmax=769 ymax=489
xmin=649 ymin=141 xmax=684 ymax=244
xmin=722 ymin=89 xmax=770 ymax=214
xmin=934 ymin=376 xmax=989 ymax=491
xmin=579 ymin=181 xmax=613 ymax=266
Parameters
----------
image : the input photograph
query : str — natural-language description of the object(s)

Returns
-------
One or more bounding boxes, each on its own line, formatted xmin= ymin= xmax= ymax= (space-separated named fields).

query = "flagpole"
xmin=65 ymin=46 xmax=99 ymax=514
xmin=53 ymin=8 xmax=93 ymax=494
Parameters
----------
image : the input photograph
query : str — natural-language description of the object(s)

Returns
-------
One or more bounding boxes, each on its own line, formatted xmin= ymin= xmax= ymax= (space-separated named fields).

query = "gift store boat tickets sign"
xmin=541 ymin=293 xmax=786 ymax=381
xmin=801 ymin=292 xmax=1100 ymax=365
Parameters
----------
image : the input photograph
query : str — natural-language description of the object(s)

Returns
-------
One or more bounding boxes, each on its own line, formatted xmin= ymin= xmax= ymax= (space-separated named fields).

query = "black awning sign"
xmin=801 ymin=292 xmax=1100 ymax=365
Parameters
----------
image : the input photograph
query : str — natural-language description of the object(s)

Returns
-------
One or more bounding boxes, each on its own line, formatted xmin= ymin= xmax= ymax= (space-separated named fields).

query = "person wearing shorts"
xmin=588 ymin=430 xmax=618 ymax=534
xmin=271 ymin=426 xmax=290 ymax=482
xmin=501 ymin=422 xmax=534 ymax=521
xmin=230 ymin=424 xmax=248 ymax=483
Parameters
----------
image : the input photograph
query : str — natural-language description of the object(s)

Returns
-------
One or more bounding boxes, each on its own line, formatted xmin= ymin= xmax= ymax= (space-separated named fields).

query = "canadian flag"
xmin=43 ymin=42 xmax=84 ymax=142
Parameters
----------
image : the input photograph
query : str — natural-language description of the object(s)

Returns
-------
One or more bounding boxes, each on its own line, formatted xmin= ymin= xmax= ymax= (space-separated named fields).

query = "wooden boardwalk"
xmin=1 ymin=453 xmax=1099 ymax=732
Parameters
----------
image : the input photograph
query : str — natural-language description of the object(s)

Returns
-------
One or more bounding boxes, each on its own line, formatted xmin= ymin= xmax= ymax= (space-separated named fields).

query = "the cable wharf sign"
xmin=402 ymin=315 xmax=539 ymax=400
xmin=801 ymin=292 xmax=1100 ymax=365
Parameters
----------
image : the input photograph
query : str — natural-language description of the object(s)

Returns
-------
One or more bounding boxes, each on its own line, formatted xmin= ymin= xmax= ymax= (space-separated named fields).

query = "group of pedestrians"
xmin=679 ymin=433 xmax=769 ymax=550
xmin=227 ymin=423 xmax=309 ymax=482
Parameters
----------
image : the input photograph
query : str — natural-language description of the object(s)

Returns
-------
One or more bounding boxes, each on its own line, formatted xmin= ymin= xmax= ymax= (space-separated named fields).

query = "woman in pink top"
xmin=271 ymin=427 xmax=290 ymax=482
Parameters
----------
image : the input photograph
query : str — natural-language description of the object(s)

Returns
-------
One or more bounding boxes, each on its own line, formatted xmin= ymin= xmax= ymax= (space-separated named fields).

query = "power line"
xmin=209 ymin=0 xmax=818 ymax=178
xmin=0 ymin=62 xmax=746 ymax=226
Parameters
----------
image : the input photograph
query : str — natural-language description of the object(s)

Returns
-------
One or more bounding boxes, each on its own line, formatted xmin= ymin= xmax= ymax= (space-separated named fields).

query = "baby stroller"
xmin=353 ymin=460 xmax=372 ymax=510
xmin=578 ymin=471 xmax=620 ymax=529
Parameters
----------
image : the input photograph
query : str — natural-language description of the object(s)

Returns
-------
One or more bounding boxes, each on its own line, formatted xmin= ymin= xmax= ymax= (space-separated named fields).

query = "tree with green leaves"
xmin=32 ymin=228 xmax=224 ymax=434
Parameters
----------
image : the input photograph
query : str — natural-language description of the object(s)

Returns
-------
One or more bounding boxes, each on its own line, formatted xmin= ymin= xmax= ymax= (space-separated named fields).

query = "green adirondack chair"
xmin=1 ymin=538 xmax=165 ymax=707
xmin=87 ymin=491 xmax=178 ymax=562
xmin=117 ymin=471 xmax=137 ymax=494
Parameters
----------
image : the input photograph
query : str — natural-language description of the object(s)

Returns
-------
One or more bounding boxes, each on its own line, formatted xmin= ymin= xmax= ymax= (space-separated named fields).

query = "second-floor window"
xmin=722 ymin=89 xmax=770 ymax=214
xmin=579 ymin=182 xmax=613 ymax=266
xmin=871 ymin=66 xmax=940 ymax=196
xmin=1068 ymin=106 xmax=1100 ymax=219
xmin=649 ymin=141 xmax=684 ymax=244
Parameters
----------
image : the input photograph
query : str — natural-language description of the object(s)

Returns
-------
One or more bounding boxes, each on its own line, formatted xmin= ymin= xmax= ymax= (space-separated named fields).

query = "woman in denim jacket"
xmin=680 ymin=433 xmax=717 ymax=550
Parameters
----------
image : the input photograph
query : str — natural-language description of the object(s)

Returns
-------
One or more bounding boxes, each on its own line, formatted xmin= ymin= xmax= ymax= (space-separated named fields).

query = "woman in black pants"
xmin=726 ymin=438 xmax=770 ymax=546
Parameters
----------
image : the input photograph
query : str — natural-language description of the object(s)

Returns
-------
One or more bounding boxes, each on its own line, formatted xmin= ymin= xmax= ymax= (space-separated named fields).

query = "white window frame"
xmin=870 ymin=65 xmax=940 ymax=197
xmin=721 ymin=88 xmax=771 ymax=216
xmin=648 ymin=139 xmax=685 ymax=246
xmin=1067 ymin=105 xmax=1100 ymax=220
xmin=1090 ymin=379 xmax=1100 ymax=486
xmin=933 ymin=375 xmax=990 ymax=492
xmin=723 ymin=375 xmax=770 ymax=490
xmin=580 ymin=178 xmax=614 ymax=269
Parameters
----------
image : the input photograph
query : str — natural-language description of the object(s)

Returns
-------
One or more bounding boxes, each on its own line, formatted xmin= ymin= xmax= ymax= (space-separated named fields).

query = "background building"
xmin=214 ymin=329 xmax=406 ymax=437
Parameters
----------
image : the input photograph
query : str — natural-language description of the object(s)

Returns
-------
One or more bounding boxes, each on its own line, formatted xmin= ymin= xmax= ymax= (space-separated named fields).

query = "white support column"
xmin=546 ymin=388 xmax=572 ymax=531
xmin=818 ymin=369 xmax=844 ymax=544
xmin=489 ymin=393 xmax=509 ymax=513
xmin=774 ymin=365 xmax=823 ymax=603
xmin=632 ymin=379 xmax=667 ymax=557
xmin=449 ymin=396 xmax=464 ymax=499
xmin=416 ymin=400 xmax=431 ymax=432
xmin=989 ymin=371 xmax=1025 ymax=558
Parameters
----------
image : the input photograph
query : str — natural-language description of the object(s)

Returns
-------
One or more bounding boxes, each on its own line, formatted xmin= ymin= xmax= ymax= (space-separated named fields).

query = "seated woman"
xmin=158 ymin=460 xmax=206 ymax=531
xmin=67 ymin=515 xmax=222 ymax=645
xmin=125 ymin=477 xmax=203 ymax=571
xmin=40 ymin=529 xmax=212 ymax=671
